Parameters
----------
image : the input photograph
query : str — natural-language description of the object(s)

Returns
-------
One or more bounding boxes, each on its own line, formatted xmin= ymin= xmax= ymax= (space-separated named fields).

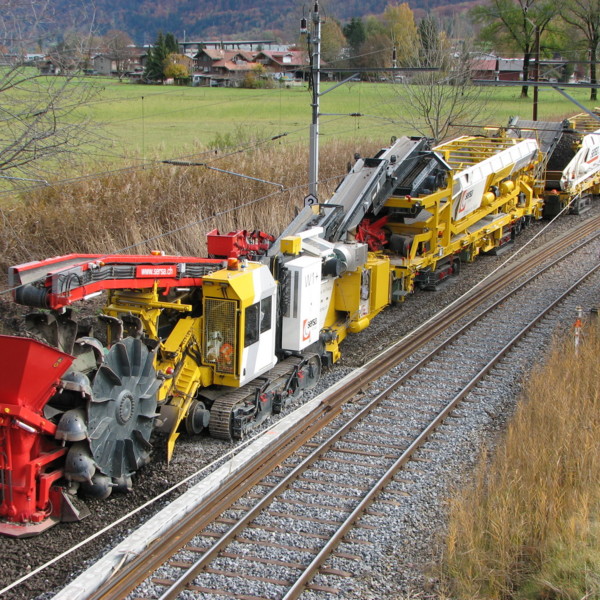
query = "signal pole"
xmin=533 ymin=24 xmax=540 ymax=121
xmin=302 ymin=2 xmax=321 ymax=199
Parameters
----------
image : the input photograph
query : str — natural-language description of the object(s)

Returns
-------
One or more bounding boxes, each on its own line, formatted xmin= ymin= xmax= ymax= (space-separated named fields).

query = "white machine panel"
xmin=561 ymin=129 xmax=600 ymax=191
xmin=452 ymin=138 xmax=538 ymax=220
xmin=281 ymin=255 xmax=322 ymax=351
xmin=239 ymin=264 xmax=278 ymax=386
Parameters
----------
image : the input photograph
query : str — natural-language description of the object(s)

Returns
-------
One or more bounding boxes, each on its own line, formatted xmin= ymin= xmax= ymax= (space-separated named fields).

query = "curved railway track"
xmin=73 ymin=216 xmax=600 ymax=600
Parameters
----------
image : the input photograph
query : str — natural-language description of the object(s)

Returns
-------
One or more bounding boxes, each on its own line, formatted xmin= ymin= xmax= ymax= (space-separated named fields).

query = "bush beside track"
xmin=444 ymin=320 xmax=600 ymax=599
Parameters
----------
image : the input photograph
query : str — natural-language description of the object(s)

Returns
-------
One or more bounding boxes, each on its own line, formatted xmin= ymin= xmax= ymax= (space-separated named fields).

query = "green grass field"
xmin=83 ymin=78 xmax=600 ymax=165
xmin=83 ymin=79 xmax=409 ymax=163
xmin=2 ymin=74 xmax=598 ymax=193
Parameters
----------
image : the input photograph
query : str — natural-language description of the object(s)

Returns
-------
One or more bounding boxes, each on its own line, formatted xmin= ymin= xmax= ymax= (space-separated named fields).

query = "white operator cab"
xmin=202 ymin=260 xmax=278 ymax=388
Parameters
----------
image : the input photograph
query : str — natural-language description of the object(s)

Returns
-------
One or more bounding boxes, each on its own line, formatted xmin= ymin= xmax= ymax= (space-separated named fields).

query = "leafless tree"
xmin=561 ymin=0 xmax=600 ymax=100
xmin=391 ymin=20 xmax=492 ymax=143
xmin=0 ymin=0 xmax=102 ymax=188
xmin=102 ymin=29 xmax=135 ymax=80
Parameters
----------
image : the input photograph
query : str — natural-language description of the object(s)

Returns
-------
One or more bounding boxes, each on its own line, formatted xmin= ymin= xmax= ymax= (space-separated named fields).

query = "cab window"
xmin=260 ymin=296 xmax=272 ymax=334
xmin=244 ymin=302 xmax=260 ymax=347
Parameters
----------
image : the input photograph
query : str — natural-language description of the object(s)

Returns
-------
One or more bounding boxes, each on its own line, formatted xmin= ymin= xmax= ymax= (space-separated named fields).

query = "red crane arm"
xmin=9 ymin=253 xmax=226 ymax=310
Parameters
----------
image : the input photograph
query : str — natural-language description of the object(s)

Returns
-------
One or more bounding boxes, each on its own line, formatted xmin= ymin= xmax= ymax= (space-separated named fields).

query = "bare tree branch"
xmin=392 ymin=22 xmax=493 ymax=143
xmin=561 ymin=0 xmax=600 ymax=100
xmin=0 ymin=0 xmax=102 ymax=188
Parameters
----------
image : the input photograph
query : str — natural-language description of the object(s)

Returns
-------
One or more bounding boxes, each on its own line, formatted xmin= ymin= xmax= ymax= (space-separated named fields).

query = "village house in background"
xmin=14 ymin=37 xmax=589 ymax=86
xmin=469 ymin=52 xmax=578 ymax=83
xmin=32 ymin=39 xmax=313 ymax=86
xmin=92 ymin=47 xmax=146 ymax=78
xmin=192 ymin=47 xmax=262 ymax=86
xmin=36 ymin=45 xmax=147 ymax=78
xmin=190 ymin=42 xmax=309 ymax=86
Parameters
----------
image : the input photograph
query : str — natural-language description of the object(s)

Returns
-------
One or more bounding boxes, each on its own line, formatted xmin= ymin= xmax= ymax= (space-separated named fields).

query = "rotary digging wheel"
xmin=88 ymin=337 xmax=161 ymax=483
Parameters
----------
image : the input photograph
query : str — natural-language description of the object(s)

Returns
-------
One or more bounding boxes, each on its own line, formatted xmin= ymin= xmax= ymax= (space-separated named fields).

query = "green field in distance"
xmin=82 ymin=78 xmax=598 ymax=164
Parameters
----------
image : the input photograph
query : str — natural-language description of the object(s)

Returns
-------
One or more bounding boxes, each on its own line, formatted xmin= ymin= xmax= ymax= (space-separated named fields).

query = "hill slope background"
xmin=59 ymin=0 xmax=475 ymax=44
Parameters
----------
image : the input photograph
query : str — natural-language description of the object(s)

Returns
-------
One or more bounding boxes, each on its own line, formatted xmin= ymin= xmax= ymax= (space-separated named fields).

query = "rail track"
xmin=70 ymin=216 xmax=600 ymax=600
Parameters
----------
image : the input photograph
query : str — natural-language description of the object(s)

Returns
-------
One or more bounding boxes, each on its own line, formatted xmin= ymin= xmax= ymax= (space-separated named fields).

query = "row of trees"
xmin=472 ymin=0 xmax=600 ymax=99
xmin=144 ymin=32 xmax=193 ymax=83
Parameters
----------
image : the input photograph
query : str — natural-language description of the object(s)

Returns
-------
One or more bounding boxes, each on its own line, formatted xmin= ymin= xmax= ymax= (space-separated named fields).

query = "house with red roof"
xmin=255 ymin=50 xmax=309 ymax=80
xmin=469 ymin=54 xmax=525 ymax=82
xmin=193 ymin=47 xmax=261 ymax=86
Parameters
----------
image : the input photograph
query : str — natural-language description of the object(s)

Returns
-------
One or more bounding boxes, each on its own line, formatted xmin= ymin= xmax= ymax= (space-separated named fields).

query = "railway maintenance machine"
xmin=0 ymin=131 xmax=551 ymax=536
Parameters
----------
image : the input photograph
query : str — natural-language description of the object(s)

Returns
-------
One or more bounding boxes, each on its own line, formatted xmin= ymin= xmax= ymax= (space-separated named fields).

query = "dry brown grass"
xmin=443 ymin=320 xmax=600 ymax=599
xmin=0 ymin=137 xmax=381 ymax=280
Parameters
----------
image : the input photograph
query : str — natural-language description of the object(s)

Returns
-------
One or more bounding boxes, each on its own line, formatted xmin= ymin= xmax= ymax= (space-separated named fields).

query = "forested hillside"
xmin=56 ymin=0 xmax=473 ymax=43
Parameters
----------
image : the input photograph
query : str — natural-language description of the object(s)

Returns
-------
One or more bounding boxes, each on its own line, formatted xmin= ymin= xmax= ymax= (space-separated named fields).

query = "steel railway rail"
xmin=77 ymin=216 xmax=600 ymax=600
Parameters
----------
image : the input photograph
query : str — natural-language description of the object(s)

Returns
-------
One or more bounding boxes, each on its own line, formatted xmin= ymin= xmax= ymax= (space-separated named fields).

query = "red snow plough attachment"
xmin=0 ymin=335 xmax=89 ymax=537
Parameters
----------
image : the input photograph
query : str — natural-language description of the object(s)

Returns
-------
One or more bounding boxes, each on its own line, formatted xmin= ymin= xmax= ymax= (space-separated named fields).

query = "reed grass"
xmin=0 ymin=137 xmax=381 ymax=280
xmin=443 ymin=320 xmax=600 ymax=599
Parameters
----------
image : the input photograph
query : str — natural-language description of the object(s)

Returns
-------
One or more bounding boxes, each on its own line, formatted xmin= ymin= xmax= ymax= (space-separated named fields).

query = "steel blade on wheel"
xmin=88 ymin=337 xmax=160 ymax=481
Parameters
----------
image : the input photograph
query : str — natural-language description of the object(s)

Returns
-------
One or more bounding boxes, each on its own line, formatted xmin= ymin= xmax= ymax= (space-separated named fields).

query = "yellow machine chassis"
xmin=383 ymin=135 xmax=543 ymax=295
